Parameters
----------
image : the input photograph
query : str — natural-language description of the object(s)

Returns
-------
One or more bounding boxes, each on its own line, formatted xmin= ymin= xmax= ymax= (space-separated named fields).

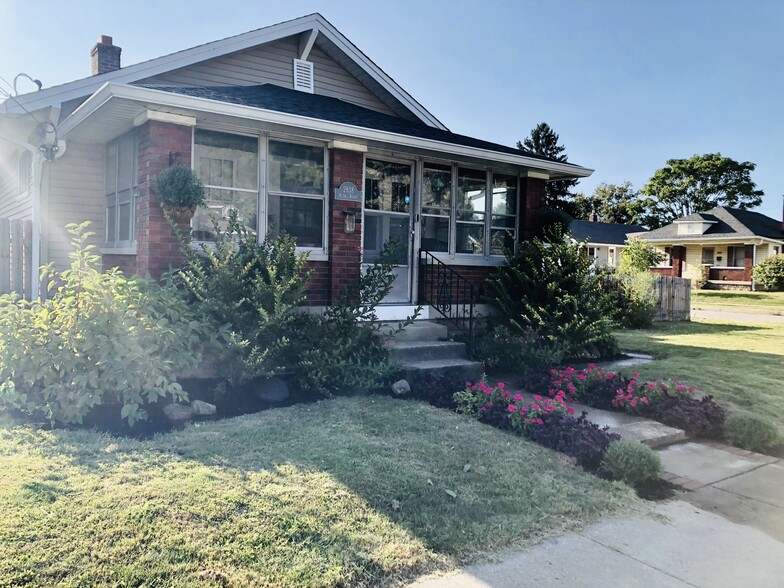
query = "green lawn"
xmin=691 ymin=290 xmax=784 ymax=313
xmin=0 ymin=396 xmax=638 ymax=587
xmin=616 ymin=320 xmax=784 ymax=428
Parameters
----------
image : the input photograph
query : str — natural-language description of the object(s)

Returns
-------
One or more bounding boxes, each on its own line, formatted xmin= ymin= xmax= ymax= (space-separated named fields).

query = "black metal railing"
xmin=418 ymin=250 xmax=480 ymax=350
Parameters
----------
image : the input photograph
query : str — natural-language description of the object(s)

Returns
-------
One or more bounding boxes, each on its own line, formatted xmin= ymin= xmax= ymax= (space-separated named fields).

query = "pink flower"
xmin=465 ymin=381 xmax=473 ymax=387
xmin=641 ymin=397 xmax=649 ymax=404
xmin=534 ymin=395 xmax=542 ymax=401
xmin=471 ymin=385 xmax=477 ymax=391
xmin=536 ymin=418 xmax=544 ymax=425
xmin=688 ymin=387 xmax=695 ymax=393
xmin=498 ymin=382 xmax=505 ymax=389
xmin=508 ymin=404 xmax=517 ymax=412
xmin=577 ymin=374 xmax=586 ymax=381
xmin=673 ymin=378 xmax=679 ymax=382
xmin=630 ymin=399 xmax=637 ymax=407
xmin=567 ymin=406 xmax=575 ymax=415
xmin=521 ymin=406 xmax=529 ymax=412
xmin=513 ymin=393 xmax=523 ymax=401
xmin=647 ymin=382 xmax=655 ymax=389
xmin=532 ymin=403 xmax=540 ymax=411
xmin=633 ymin=372 xmax=639 ymax=378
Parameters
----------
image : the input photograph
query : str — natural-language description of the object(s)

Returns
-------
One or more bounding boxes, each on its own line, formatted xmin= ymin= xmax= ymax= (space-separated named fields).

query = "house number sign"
xmin=335 ymin=181 xmax=362 ymax=202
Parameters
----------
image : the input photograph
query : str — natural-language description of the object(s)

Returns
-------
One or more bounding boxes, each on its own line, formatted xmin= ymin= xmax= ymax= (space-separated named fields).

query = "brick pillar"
xmin=520 ymin=177 xmax=546 ymax=240
xmin=136 ymin=121 xmax=193 ymax=279
xmin=744 ymin=244 xmax=754 ymax=281
xmin=671 ymin=246 xmax=686 ymax=277
xmin=329 ymin=149 xmax=363 ymax=303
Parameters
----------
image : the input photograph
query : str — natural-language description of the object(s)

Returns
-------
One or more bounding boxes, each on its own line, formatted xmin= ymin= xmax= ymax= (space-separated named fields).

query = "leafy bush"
xmin=473 ymin=324 xmax=565 ymax=375
xmin=529 ymin=412 xmax=621 ymax=469
xmin=484 ymin=237 xmax=618 ymax=361
xmin=645 ymin=393 xmax=725 ymax=437
xmin=724 ymin=412 xmax=780 ymax=451
xmin=281 ymin=243 xmax=419 ymax=395
xmin=408 ymin=371 xmax=467 ymax=409
xmin=601 ymin=440 xmax=662 ymax=486
xmin=617 ymin=239 xmax=664 ymax=274
xmin=177 ymin=210 xmax=311 ymax=383
xmin=151 ymin=165 xmax=205 ymax=208
xmin=0 ymin=222 xmax=214 ymax=426
xmin=597 ymin=269 xmax=657 ymax=329
xmin=752 ymin=254 xmax=784 ymax=291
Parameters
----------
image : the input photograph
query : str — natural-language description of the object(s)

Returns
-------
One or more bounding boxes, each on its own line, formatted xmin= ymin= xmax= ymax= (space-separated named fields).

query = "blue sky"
xmin=1 ymin=0 xmax=781 ymax=220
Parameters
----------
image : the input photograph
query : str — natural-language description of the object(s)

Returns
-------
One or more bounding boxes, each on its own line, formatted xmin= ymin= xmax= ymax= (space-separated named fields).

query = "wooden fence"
xmin=0 ymin=218 xmax=34 ymax=300
xmin=652 ymin=275 xmax=690 ymax=321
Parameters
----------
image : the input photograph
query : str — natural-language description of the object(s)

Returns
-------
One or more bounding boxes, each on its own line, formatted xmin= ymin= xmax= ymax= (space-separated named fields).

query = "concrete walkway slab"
xmin=412 ymin=500 xmax=784 ymax=588
xmin=686 ymin=485 xmax=784 ymax=542
xmin=713 ymin=462 xmax=784 ymax=507
xmin=572 ymin=403 xmax=685 ymax=448
xmin=657 ymin=442 xmax=761 ymax=485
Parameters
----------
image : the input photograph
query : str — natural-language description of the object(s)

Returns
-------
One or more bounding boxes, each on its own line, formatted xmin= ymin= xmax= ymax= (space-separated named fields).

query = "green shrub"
xmin=473 ymin=324 xmax=565 ymax=374
xmin=724 ymin=411 xmax=780 ymax=452
xmin=0 ymin=222 xmax=214 ymax=426
xmin=282 ymin=243 xmax=419 ymax=395
xmin=177 ymin=210 xmax=311 ymax=384
xmin=484 ymin=237 xmax=618 ymax=360
xmin=597 ymin=269 xmax=656 ymax=329
xmin=617 ymin=239 xmax=664 ymax=275
xmin=151 ymin=165 xmax=205 ymax=208
xmin=601 ymin=440 xmax=663 ymax=486
xmin=752 ymin=254 xmax=784 ymax=291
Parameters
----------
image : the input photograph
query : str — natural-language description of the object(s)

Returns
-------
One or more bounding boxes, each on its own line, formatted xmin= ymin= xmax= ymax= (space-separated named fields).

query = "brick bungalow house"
xmin=637 ymin=206 xmax=784 ymax=290
xmin=0 ymin=13 xmax=592 ymax=315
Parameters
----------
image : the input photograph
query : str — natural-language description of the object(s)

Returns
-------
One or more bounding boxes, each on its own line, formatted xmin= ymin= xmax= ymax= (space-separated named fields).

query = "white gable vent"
xmin=293 ymin=58 xmax=314 ymax=94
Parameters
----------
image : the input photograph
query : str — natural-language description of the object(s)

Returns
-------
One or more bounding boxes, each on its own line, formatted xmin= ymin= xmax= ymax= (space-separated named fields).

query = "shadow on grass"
xmin=624 ymin=321 xmax=767 ymax=337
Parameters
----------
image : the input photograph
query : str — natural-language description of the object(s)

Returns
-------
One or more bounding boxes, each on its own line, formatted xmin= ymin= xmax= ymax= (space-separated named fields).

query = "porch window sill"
xmin=711 ymin=266 xmax=745 ymax=270
xmin=100 ymin=245 xmax=137 ymax=255
xmin=426 ymin=254 xmax=506 ymax=267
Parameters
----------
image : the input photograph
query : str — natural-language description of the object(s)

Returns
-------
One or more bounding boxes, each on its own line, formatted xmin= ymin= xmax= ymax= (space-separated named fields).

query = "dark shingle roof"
xmin=141 ymin=84 xmax=585 ymax=169
xmin=640 ymin=207 xmax=784 ymax=241
xmin=570 ymin=220 xmax=646 ymax=245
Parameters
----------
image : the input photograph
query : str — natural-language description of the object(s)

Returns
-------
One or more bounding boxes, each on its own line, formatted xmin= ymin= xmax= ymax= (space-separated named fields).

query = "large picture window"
xmin=490 ymin=173 xmax=518 ymax=255
xmin=105 ymin=132 xmax=136 ymax=247
xmin=456 ymin=167 xmax=487 ymax=255
xmin=421 ymin=163 xmax=451 ymax=253
xmin=193 ymin=129 xmax=259 ymax=241
xmin=267 ymin=140 xmax=326 ymax=249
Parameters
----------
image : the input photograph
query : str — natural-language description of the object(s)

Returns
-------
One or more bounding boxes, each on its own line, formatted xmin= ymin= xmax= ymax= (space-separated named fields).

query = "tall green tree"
xmin=518 ymin=122 xmax=578 ymax=211
xmin=572 ymin=182 xmax=644 ymax=225
xmin=639 ymin=153 xmax=764 ymax=228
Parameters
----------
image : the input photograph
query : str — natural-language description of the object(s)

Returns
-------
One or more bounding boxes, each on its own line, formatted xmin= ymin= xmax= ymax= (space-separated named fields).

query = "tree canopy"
xmin=518 ymin=122 xmax=578 ymax=211
xmin=639 ymin=153 xmax=763 ymax=228
xmin=572 ymin=182 xmax=644 ymax=225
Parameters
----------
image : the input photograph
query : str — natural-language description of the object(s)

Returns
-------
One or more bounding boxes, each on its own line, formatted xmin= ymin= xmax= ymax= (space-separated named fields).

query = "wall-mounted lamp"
xmin=344 ymin=211 xmax=357 ymax=234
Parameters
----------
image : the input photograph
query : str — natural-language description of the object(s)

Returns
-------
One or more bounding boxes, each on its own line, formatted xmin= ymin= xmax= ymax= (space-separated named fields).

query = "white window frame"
xmin=104 ymin=131 xmax=137 ymax=250
xmin=489 ymin=171 xmax=520 ymax=257
xmin=17 ymin=150 xmax=31 ymax=199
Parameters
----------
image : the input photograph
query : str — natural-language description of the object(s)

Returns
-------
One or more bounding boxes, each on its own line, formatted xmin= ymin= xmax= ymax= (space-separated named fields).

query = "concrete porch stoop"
xmin=382 ymin=320 xmax=484 ymax=387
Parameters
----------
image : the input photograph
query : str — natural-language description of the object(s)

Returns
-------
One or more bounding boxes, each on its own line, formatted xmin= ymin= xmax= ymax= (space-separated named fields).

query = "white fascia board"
xmin=3 ymin=14 xmax=446 ymax=130
xmin=639 ymin=236 xmax=763 ymax=244
xmin=60 ymin=84 xmax=594 ymax=178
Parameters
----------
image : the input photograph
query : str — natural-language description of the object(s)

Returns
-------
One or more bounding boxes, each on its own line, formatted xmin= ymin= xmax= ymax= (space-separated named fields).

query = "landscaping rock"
xmin=190 ymin=400 xmax=217 ymax=416
xmin=163 ymin=403 xmax=194 ymax=421
xmin=254 ymin=377 xmax=290 ymax=402
xmin=391 ymin=379 xmax=411 ymax=395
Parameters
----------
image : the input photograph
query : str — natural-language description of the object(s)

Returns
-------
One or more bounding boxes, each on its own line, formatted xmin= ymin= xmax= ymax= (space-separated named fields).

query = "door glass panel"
xmin=421 ymin=216 xmax=449 ymax=252
xmin=363 ymin=212 xmax=409 ymax=265
xmin=364 ymin=159 xmax=411 ymax=213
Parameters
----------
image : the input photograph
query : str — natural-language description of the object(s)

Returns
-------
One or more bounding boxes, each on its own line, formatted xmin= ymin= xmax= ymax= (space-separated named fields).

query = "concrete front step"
xmin=401 ymin=358 xmax=484 ymax=384
xmin=387 ymin=340 xmax=468 ymax=363
xmin=572 ymin=402 xmax=687 ymax=448
xmin=381 ymin=320 xmax=448 ymax=342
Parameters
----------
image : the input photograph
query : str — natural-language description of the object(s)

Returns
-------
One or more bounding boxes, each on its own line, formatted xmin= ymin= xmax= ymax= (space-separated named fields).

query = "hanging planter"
xmin=151 ymin=165 xmax=205 ymax=224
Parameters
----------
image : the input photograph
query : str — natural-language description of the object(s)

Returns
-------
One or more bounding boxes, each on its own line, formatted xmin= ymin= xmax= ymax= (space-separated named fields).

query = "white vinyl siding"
xmin=139 ymin=37 xmax=398 ymax=117
xmin=46 ymin=142 xmax=105 ymax=270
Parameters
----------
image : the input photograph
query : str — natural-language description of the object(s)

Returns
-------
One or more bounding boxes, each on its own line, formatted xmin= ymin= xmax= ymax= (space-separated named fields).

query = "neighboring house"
xmin=637 ymin=206 xmax=784 ymax=290
xmin=569 ymin=219 xmax=646 ymax=268
xmin=0 ymin=13 xmax=592 ymax=312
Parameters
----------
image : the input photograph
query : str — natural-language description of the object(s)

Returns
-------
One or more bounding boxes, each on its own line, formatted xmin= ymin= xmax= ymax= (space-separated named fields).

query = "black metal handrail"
xmin=418 ymin=250 xmax=480 ymax=351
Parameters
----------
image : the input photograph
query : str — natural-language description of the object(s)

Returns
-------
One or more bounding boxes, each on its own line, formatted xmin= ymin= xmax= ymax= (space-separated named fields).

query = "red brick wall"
xmin=744 ymin=244 xmax=754 ymax=281
xmin=709 ymin=267 xmax=748 ymax=281
xmin=304 ymin=260 xmax=330 ymax=306
xmin=651 ymin=267 xmax=674 ymax=277
xmin=329 ymin=149 xmax=363 ymax=303
xmin=102 ymin=254 xmax=137 ymax=275
xmin=135 ymin=121 xmax=192 ymax=280
xmin=419 ymin=263 xmax=497 ymax=303
xmin=521 ymin=177 xmax=546 ymax=240
xmin=672 ymin=246 xmax=686 ymax=277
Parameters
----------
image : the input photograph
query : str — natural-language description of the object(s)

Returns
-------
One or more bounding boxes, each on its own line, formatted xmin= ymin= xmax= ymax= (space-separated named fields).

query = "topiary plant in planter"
xmin=151 ymin=165 xmax=205 ymax=222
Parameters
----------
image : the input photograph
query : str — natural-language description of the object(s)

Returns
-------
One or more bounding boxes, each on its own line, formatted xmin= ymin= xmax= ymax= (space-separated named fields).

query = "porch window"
xmin=17 ymin=151 xmax=31 ymax=198
xmin=104 ymin=132 xmax=136 ymax=247
xmin=455 ymin=167 xmax=486 ymax=255
xmin=421 ymin=163 xmax=452 ymax=253
xmin=728 ymin=246 xmax=745 ymax=267
xmin=701 ymin=247 xmax=715 ymax=265
xmin=490 ymin=173 xmax=518 ymax=255
xmin=192 ymin=130 xmax=259 ymax=241
xmin=267 ymin=140 xmax=326 ymax=249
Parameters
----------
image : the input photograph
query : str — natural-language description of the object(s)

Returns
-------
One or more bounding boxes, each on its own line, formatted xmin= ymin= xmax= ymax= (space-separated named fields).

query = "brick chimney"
xmin=91 ymin=35 xmax=121 ymax=75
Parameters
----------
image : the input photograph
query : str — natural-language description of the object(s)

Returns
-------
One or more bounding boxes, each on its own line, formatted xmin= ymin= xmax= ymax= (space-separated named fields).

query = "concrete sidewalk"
xmin=692 ymin=308 xmax=784 ymax=323
xmin=411 ymin=500 xmax=784 ymax=587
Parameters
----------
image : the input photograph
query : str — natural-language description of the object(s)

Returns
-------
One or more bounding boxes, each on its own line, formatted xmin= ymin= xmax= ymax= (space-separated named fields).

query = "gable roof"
xmin=147 ymin=83 xmax=582 ymax=165
xmin=0 ymin=13 xmax=446 ymax=130
xmin=570 ymin=219 xmax=646 ymax=245
xmin=640 ymin=207 xmax=784 ymax=242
